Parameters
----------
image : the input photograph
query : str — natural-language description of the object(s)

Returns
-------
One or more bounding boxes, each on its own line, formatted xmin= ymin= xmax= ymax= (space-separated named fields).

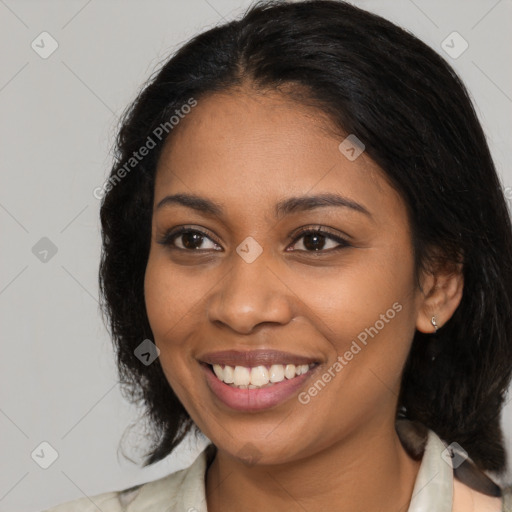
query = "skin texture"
xmin=143 ymin=86 xmax=464 ymax=512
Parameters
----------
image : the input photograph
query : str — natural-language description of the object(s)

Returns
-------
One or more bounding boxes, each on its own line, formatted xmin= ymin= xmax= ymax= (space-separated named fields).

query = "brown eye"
xmin=158 ymin=228 xmax=221 ymax=251
xmin=288 ymin=228 xmax=350 ymax=252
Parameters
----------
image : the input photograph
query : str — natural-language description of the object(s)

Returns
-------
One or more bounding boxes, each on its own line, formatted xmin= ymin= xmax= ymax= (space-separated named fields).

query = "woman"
xmin=45 ymin=0 xmax=512 ymax=510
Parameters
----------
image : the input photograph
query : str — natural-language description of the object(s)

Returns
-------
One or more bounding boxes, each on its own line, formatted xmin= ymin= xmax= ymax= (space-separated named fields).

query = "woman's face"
xmin=144 ymin=88 xmax=426 ymax=465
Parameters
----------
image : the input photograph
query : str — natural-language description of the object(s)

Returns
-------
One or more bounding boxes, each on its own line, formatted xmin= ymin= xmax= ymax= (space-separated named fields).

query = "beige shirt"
xmin=44 ymin=429 xmax=511 ymax=512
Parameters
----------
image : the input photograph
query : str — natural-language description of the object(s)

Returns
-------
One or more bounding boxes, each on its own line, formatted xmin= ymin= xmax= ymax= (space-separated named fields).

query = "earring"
xmin=428 ymin=316 xmax=441 ymax=362
xmin=431 ymin=316 xmax=439 ymax=333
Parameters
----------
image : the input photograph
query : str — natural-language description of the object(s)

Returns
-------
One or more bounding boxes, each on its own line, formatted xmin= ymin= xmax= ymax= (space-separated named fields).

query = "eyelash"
xmin=156 ymin=225 xmax=351 ymax=253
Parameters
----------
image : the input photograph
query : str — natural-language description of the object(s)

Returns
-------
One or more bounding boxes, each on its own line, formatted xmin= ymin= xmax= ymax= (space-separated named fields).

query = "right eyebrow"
xmin=156 ymin=193 xmax=224 ymax=216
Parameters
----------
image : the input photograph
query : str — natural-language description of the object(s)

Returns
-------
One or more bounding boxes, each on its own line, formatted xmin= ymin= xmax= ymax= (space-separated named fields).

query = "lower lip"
xmin=201 ymin=363 xmax=317 ymax=412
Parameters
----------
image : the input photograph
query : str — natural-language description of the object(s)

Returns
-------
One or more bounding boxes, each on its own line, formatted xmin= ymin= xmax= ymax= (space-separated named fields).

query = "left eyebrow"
xmin=274 ymin=193 xmax=372 ymax=219
xmin=155 ymin=192 xmax=372 ymax=219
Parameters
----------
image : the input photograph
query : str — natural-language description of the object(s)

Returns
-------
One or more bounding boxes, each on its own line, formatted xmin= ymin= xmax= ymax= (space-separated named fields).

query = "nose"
xmin=206 ymin=250 xmax=295 ymax=334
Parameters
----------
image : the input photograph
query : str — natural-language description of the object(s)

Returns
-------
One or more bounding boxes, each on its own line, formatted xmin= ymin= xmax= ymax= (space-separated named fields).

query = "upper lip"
xmin=199 ymin=349 xmax=319 ymax=367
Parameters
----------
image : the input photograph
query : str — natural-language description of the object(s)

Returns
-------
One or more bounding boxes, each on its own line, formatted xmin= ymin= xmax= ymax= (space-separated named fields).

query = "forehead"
xmin=158 ymin=88 xmax=339 ymax=168
xmin=154 ymin=89 xmax=403 ymax=222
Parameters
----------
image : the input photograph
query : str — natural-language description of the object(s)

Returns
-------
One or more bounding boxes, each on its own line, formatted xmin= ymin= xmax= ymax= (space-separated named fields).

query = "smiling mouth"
xmin=205 ymin=362 xmax=318 ymax=389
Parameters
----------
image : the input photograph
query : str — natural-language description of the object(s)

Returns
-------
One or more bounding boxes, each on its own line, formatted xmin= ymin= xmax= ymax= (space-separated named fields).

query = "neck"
xmin=206 ymin=420 xmax=422 ymax=512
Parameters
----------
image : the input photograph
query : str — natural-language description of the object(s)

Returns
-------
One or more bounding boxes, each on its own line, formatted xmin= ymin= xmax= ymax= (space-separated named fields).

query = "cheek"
xmin=144 ymin=253 xmax=202 ymax=340
xmin=143 ymin=254 xmax=199 ymax=383
xmin=289 ymin=250 xmax=418 ymax=403
xmin=288 ymin=262 xmax=416 ymax=429
xmin=144 ymin=256 xmax=203 ymax=405
xmin=293 ymin=250 xmax=414 ymax=337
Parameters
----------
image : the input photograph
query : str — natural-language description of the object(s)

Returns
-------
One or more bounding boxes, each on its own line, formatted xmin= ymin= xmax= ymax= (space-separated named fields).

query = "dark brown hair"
xmin=99 ymin=0 xmax=512 ymax=475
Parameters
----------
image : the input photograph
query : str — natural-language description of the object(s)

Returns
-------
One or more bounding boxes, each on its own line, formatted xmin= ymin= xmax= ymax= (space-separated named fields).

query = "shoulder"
xmin=453 ymin=478 xmax=510 ymax=512
xmin=43 ymin=447 xmax=212 ymax=512
xmin=42 ymin=472 xmax=183 ymax=512
xmin=42 ymin=470 xmax=192 ymax=511
xmin=42 ymin=490 xmax=123 ymax=512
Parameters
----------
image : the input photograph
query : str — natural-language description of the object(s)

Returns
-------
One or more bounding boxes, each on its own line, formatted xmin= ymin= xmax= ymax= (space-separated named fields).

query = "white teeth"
xmin=233 ymin=366 xmax=251 ymax=386
xmin=269 ymin=364 xmax=285 ymax=383
xmin=211 ymin=363 xmax=314 ymax=388
xmin=223 ymin=365 xmax=234 ymax=384
xmin=285 ymin=364 xmax=296 ymax=379
xmin=250 ymin=365 xmax=270 ymax=387
xmin=296 ymin=364 xmax=309 ymax=375
xmin=213 ymin=364 xmax=224 ymax=380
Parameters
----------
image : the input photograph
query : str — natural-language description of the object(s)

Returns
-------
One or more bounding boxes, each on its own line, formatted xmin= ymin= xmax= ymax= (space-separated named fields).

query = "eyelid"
xmin=290 ymin=225 xmax=351 ymax=242
xmin=157 ymin=225 xmax=222 ymax=250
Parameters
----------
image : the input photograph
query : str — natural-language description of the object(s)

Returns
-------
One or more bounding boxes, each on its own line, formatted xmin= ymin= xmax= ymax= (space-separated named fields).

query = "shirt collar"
xmin=172 ymin=428 xmax=453 ymax=512
xmin=407 ymin=428 xmax=454 ymax=512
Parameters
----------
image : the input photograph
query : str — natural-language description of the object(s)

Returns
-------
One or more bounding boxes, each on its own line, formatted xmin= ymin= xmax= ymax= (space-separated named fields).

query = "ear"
xmin=416 ymin=260 xmax=464 ymax=334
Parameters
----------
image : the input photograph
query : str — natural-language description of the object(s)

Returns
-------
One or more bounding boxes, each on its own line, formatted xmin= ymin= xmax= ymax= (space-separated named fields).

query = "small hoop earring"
xmin=431 ymin=316 xmax=439 ymax=333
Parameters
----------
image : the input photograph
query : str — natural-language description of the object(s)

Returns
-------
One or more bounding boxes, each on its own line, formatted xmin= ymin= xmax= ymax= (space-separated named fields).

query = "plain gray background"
xmin=1 ymin=0 xmax=511 ymax=511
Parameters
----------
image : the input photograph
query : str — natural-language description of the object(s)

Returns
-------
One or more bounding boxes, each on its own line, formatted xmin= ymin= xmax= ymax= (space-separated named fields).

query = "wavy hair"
xmin=99 ymin=0 xmax=512 ymax=474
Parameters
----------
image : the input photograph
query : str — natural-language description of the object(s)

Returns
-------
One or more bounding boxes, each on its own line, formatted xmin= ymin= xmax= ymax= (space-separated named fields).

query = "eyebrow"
xmin=155 ymin=192 xmax=372 ymax=218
